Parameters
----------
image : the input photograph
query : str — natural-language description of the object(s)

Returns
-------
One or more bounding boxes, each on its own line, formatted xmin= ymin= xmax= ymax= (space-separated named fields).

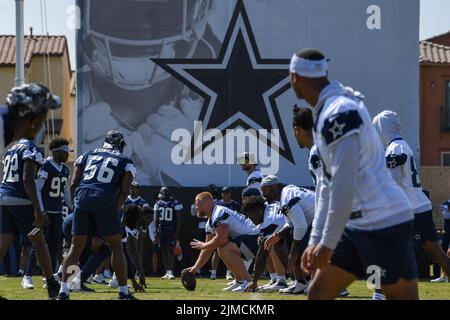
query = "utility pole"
xmin=15 ymin=0 xmax=25 ymax=87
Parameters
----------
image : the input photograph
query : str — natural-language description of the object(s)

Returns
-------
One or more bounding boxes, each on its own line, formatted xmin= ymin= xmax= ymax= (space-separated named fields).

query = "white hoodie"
xmin=310 ymin=81 xmax=413 ymax=249
xmin=373 ymin=110 xmax=432 ymax=214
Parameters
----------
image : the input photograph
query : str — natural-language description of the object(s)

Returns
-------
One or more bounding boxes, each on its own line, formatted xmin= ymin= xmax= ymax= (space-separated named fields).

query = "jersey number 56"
xmin=84 ymin=155 xmax=118 ymax=183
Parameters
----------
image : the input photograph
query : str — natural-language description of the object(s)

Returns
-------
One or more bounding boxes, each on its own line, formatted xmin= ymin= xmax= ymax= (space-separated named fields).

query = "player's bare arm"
xmin=116 ymin=171 xmax=133 ymax=209
xmin=23 ymin=159 xmax=46 ymax=227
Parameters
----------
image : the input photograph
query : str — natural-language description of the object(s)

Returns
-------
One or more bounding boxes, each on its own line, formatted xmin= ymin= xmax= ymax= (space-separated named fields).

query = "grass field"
xmin=0 ymin=276 xmax=449 ymax=300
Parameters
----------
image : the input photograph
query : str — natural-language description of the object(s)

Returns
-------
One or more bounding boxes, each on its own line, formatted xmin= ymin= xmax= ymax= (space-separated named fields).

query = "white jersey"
xmin=247 ymin=169 xmax=264 ymax=189
xmin=280 ymin=185 xmax=315 ymax=240
xmin=313 ymin=81 xmax=413 ymax=231
xmin=441 ymin=201 xmax=450 ymax=220
xmin=205 ymin=205 xmax=258 ymax=239
xmin=256 ymin=202 xmax=285 ymax=239
xmin=308 ymin=145 xmax=321 ymax=186
xmin=385 ymin=139 xmax=431 ymax=214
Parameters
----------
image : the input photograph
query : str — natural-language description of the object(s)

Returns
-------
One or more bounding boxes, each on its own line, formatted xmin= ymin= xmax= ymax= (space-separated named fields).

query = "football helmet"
xmin=6 ymin=83 xmax=61 ymax=118
xmin=104 ymin=130 xmax=127 ymax=152
xmin=81 ymin=0 xmax=217 ymax=91
xmin=158 ymin=186 xmax=172 ymax=200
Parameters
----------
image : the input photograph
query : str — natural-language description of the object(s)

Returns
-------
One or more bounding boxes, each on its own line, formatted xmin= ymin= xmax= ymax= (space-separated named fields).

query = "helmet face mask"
xmin=82 ymin=0 xmax=216 ymax=91
xmin=104 ymin=130 xmax=127 ymax=152
xmin=158 ymin=187 xmax=171 ymax=200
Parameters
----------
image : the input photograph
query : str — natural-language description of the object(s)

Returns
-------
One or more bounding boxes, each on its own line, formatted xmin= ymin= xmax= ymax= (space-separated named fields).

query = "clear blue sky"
xmin=0 ymin=0 xmax=450 ymax=70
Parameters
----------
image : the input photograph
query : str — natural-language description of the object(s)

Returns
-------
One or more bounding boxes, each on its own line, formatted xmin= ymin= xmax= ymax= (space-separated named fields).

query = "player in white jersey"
xmin=241 ymin=197 xmax=289 ymax=292
xmin=238 ymin=152 xmax=264 ymax=189
xmin=290 ymin=48 xmax=418 ymax=300
xmin=261 ymin=176 xmax=315 ymax=294
xmin=373 ymin=110 xmax=450 ymax=279
xmin=292 ymin=105 xmax=351 ymax=297
xmin=185 ymin=192 xmax=259 ymax=292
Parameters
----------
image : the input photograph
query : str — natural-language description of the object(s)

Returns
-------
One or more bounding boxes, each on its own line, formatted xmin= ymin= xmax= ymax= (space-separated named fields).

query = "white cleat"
xmin=279 ymin=281 xmax=308 ymax=295
xmin=161 ymin=273 xmax=170 ymax=280
xmin=167 ymin=273 xmax=175 ymax=280
xmin=232 ymin=280 xmax=251 ymax=292
xmin=431 ymin=275 xmax=448 ymax=283
xmin=42 ymin=277 xmax=47 ymax=289
xmin=108 ymin=277 xmax=118 ymax=289
xmin=223 ymin=281 xmax=242 ymax=291
xmin=93 ymin=274 xmax=106 ymax=284
xmin=226 ymin=271 xmax=234 ymax=280
xmin=85 ymin=275 xmax=94 ymax=284
xmin=21 ymin=276 xmax=34 ymax=289
xmin=227 ymin=280 xmax=236 ymax=286
xmin=262 ymin=281 xmax=288 ymax=292
xmin=257 ymin=279 xmax=276 ymax=291
xmin=103 ymin=270 xmax=112 ymax=279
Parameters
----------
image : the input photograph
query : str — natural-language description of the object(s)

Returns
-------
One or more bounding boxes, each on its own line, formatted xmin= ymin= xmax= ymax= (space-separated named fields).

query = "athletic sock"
xmin=277 ymin=275 xmax=286 ymax=283
xmin=57 ymin=265 xmax=64 ymax=274
xmin=119 ymin=285 xmax=129 ymax=295
xmin=211 ymin=270 xmax=217 ymax=277
xmin=60 ymin=282 xmax=69 ymax=294
xmin=269 ymin=273 xmax=277 ymax=281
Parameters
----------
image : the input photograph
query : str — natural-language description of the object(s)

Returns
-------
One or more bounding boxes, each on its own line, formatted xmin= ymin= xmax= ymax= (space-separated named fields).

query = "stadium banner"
xmin=76 ymin=0 xmax=420 ymax=188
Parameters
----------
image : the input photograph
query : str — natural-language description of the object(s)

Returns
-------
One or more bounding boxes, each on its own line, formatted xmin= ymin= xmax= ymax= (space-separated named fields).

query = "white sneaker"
xmin=167 ymin=273 xmax=175 ymax=280
xmin=257 ymin=279 xmax=276 ymax=290
xmin=223 ymin=281 xmax=242 ymax=291
xmin=227 ymin=279 xmax=236 ymax=286
xmin=21 ymin=276 xmax=34 ymax=289
xmin=85 ymin=275 xmax=94 ymax=284
xmin=93 ymin=274 xmax=106 ymax=284
xmin=226 ymin=271 xmax=234 ymax=280
xmin=340 ymin=289 xmax=350 ymax=297
xmin=262 ymin=281 xmax=288 ymax=292
xmin=372 ymin=292 xmax=386 ymax=300
xmin=280 ymin=281 xmax=308 ymax=295
xmin=161 ymin=273 xmax=170 ymax=280
xmin=108 ymin=277 xmax=118 ymax=289
xmin=231 ymin=280 xmax=251 ymax=292
xmin=431 ymin=275 xmax=448 ymax=283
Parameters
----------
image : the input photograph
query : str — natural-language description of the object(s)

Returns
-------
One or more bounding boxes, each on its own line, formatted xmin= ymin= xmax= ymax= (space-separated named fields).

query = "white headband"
xmin=51 ymin=145 xmax=73 ymax=153
xmin=289 ymin=54 xmax=328 ymax=78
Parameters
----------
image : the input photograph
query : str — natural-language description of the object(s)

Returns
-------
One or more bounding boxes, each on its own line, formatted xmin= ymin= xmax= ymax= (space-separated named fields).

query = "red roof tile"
xmin=0 ymin=35 xmax=67 ymax=67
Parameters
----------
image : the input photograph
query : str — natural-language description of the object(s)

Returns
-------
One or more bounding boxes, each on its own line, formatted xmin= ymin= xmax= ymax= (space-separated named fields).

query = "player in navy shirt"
xmin=0 ymin=84 xmax=61 ymax=299
xmin=58 ymin=130 xmax=137 ymax=300
xmin=154 ymin=187 xmax=183 ymax=280
xmin=216 ymin=187 xmax=241 ymax=212
xmin=24 ymin=138 xmax=72 ymax=288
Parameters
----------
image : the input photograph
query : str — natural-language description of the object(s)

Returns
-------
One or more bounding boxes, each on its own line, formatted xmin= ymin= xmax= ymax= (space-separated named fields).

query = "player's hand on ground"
xmin=190 ymin=239 xmax=206 ymax=250
xmin=245 ymin=281 xmax=257 ymax=292
xmin=264 ymin=234 xmax=280 ymax=251
xmin=301 ymin=244 xmax=317 ymax=274
xmin=312 ymin=244 xmax=334 ymax=270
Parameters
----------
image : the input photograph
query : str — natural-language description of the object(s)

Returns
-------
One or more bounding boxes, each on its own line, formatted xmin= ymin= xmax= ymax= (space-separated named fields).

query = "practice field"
xmin=0 ymin=277 xmax=449 ymax=300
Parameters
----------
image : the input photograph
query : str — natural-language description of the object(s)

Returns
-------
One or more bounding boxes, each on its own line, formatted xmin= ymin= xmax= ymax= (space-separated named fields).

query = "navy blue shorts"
xmin=158 ymin=229 xmax=176 ymax=247
xmin=0 ymin=205 xmax=36 ymax=237
xmin=232 ymin=234 xmax=259 ymax=261
xmin=413 ymin=211 xmax=438 ymax=245
xmin=331 ymin=220 xmax=418 ymax=285
xmin=72 ymin=204 xmax=122 ymax=237
xmin=296 ymin=225 xmax=312 ymax=255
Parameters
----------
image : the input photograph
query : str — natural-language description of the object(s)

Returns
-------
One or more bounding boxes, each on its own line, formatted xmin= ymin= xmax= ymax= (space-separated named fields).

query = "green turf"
xmin=0 ymin=276 xmax=449 ymax=300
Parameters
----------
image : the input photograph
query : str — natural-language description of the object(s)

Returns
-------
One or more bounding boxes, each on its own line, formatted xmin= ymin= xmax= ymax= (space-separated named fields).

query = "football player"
xmin=291 ymin=49 xmax=418 ymax=300
xmin=292 ymin=105 xmax=350 ymax=297
xmin=261 ymin=176 xmax=315 ymax=294
xmin=0 ymin=83 xmax=60 ymax=156
xmin=432 ymin=200 xmax=450 ymax=282
xmin=241 ymin=197 xmax=288 ymax=293
xmin=23 ymin=138 xmax=72 ymax=289
xmin=237 ymin=152 xmax=264 ymax=190
xmin=154 ymin=187 xmax=183 ymax=280
xmin=0 ymin=84 xmax=61 ymax=299
xmin=186 ymin=192 xmax=259 ymax=292
xmin=373 ymin=111 xmax=450 ymax=283
xmin=58 ymin=130 xmax=137 ymax=300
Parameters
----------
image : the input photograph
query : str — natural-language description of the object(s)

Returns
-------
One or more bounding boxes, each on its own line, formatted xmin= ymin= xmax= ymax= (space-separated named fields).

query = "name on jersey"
xmin=170 ymin=121 xmax=279 ymax=175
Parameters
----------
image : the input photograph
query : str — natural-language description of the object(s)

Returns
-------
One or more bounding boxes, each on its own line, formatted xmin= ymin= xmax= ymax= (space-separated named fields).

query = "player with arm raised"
xmin=58 ymin=130 xmax=137 ymax=300
xmin=291 ymin=49 xmax=418 ymax=300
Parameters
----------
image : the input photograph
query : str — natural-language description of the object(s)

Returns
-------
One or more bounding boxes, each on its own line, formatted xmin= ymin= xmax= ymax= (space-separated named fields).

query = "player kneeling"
xmin=185 ymin=192 xmax=259 ymax=292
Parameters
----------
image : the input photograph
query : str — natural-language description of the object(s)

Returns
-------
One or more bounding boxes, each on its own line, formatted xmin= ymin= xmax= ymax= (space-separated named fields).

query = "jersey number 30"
xmin=158 ymin=207 xmax=173 ymax=222
xmin=84 ymin=156 xmax=118 ymax=183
